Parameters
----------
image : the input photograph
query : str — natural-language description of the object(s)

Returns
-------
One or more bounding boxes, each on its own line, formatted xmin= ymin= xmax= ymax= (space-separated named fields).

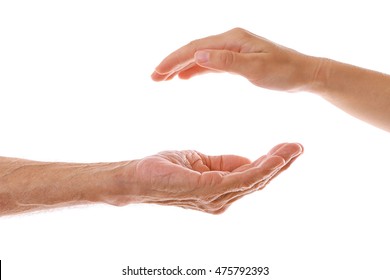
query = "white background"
xmin=1 ymin=0 xmax=390 ymax=279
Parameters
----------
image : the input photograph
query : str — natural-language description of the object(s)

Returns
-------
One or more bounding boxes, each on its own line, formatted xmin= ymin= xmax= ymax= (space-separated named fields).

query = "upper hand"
xmin=152 ymin=28 xmax=321 ymax=92
xmin=111 ymin=143 xmax=303 ymax=214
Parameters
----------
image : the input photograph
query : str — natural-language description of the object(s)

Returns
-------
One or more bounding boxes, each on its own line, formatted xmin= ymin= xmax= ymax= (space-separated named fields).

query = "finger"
xmin=251 ymin=143 xmax=303 ymax=185
xmin=267 ymin=143 xmax=303 ymax=163
xmin=194 ymin=50 xmax=263 ymax=78
xmin=164 ymin=71 xmax=177 ymax=81
xmin=152 ymin=60 xmax=200 ymax=81
xmin=221 ymin=155 xmax=285 ymax=193
xmin=208 ymin=165 xmax=286 ymax=213
xmin=259 ymin=148 xmax=303 ymax=185
xmin=232 ymin=142 xmax=303 ymax=172
xmin=247 ymin=143 xmax=304 ymax=191
xmin=248 ymin=143 xmax=303 ymax=167
xmin=232 ymin=155 xmax=267 ymax=173
xmin=213 ymin=157 xmax=282 ymax=204
xmin=177 ymin=65 xmax=216 ymax=80
xmin=265 ymin=143 xmax=288 ymax=155
xmin=206 ymin=154 xmax=251 ymax=172
xmin=151 ymin=69 xmax=178 ymax=81
xmin=151 ymin=71 xmax=169 ymax=81
xmin=206 ymin=143 xmax=302 ymax=174
xmin=215 ymin=143 xmax=303 ymax=194
xmin=202 ymin=176 xmax=272 ymax=214
xmin=153 ymin=33 xmax=232 ymax=76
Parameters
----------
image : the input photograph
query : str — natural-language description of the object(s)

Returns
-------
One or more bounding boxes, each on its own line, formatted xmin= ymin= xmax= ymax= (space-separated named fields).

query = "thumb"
xmin=194 ymin=50 xmax=256 ymax=76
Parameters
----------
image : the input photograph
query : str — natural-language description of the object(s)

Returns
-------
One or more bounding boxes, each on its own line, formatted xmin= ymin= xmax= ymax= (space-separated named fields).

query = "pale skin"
xmin=152 ymin=28 xmax=390 ymax=132
xmin=0 ymin=143 xmax=303 ymax=216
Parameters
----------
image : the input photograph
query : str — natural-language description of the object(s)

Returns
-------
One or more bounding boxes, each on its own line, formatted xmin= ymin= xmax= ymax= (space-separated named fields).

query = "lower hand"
xmin=107 ymin=143 xmax=303 ymax=214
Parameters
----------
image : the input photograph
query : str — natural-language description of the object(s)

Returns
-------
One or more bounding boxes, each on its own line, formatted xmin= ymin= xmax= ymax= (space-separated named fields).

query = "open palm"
xmin=127 ymin=143 xmax=303 ymax=214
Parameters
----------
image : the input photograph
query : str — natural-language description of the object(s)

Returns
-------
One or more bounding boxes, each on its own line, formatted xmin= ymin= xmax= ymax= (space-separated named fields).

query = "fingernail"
xmin=195 ymin=51 xmax=209 ymax=64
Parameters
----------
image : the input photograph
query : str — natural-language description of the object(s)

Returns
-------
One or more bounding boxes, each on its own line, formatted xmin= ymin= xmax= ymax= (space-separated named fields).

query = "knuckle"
xmin=230 ymin=27 xmax=246 ymax=34
xmin=230 ymin=27 xmax=251 ymax=39
xmin=219 ymin=51 xmax=235 ymax=67
xmin=209 ymin=205 xmax=228 ymax=215
xmin=187 ymin=39 xmax=200 ymax=49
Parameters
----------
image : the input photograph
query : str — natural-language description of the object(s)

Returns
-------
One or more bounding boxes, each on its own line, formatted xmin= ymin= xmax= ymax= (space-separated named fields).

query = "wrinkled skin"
xmin=115 ymin=143 xmax=303 ymax=214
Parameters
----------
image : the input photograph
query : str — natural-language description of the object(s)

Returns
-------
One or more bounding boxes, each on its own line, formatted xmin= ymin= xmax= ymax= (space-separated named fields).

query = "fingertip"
xmin=153 ymin=63 xmax=172 ymax=77
xmin=295 ymin=142 xmax=304 ymax=154
xmin=287 ymin=142 xmax=304 ymax=157
xmin=269 ymin=142 xmax=304 ymax=158
xmin=151 ymin=71 xmax=163 ymax=81
xmin=151 ymin=70 xmax=177 ymax=82
xmin=178 ymin=71 xmax=192 ymax=80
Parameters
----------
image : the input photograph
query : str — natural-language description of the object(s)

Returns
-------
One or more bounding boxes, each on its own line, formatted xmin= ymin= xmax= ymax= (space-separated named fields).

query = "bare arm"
xmin=0 ymin=157 xmax=123 ymax=215
xmin=312 ymin=59 xmax=390 ymax=131
xmin=0 ymin=143 xmax=303 ymax=216
xmin=152 ymin=28 xmax=390 ymax=132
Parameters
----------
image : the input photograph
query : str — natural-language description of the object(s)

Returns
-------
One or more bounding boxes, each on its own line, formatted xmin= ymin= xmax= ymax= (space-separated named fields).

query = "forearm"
xmin=309 ymin=58 xmax=390 ymax=132
xmin=0 ymin=157 xmax=129 ymax=216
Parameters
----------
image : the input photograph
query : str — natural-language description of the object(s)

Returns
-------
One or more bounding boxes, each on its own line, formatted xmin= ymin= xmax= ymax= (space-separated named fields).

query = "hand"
xmin=152 ymin=28 xmax=322 ymax=92
xmin=110 ymin=143 xmax=303 ymax=214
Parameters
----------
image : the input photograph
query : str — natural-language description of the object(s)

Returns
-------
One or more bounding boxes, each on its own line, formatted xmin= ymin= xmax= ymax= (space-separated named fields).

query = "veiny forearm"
xmin=0 ymin=157 xmax=127 ymax=216
xmin=310 ymin=58 xmax=390 ymax=132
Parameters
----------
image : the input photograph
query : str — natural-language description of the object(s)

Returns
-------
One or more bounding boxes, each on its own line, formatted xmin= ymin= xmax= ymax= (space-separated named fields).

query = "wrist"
xmin=304 ymin=56 xmax=333 ymax=95
xmin=91 ymin=160 xmax=140 ymax=206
